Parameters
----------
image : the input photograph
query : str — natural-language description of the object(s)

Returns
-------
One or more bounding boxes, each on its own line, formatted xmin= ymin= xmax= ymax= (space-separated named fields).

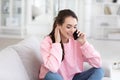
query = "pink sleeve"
xmin=80 ymin=41 xmax=102 ymax=68
xmin=40 ymin=37 xmax=63 ymax=72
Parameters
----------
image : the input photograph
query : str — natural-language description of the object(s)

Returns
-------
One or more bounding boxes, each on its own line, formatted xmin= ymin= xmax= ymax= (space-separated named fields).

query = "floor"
xmin=0 ymin=38 xmax=23 ymax=50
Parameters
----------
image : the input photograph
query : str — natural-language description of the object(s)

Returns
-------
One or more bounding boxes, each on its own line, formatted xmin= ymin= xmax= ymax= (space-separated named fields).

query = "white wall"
xmin=88 ymin=39 xmax=120 ymax=63
xmin=25 ymin=0 xmax=86 ymax=37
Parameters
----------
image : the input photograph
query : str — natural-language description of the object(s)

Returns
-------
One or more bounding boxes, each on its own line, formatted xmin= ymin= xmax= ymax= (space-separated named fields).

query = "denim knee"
xmin=44 ymin=71 xmax=63 ymax=80
xmin=94 ymin=67 xmax=104 ymax=78
xmin=87 ymin=67 xmax=104 ymax=80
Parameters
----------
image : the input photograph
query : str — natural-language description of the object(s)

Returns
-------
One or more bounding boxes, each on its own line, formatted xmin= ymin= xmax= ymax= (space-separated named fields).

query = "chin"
xmin=67 ymin=36 xmax=72 ymax=39
xmin=65 ymin=34 xmax=72 ymax=39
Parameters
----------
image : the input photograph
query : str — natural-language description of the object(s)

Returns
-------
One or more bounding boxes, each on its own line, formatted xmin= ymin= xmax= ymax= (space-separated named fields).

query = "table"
xmin=111 ymin=69 xmax=120 ymax=80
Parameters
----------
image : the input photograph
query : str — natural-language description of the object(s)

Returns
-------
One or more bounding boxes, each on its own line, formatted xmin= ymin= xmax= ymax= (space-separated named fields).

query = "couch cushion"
xmin=12 ymin=36 xmax=43 ymax=80
xmin=102 ymin=61 xmax=112 ymax=77
xmin=0 ymin=47 xmax=30 ymax=80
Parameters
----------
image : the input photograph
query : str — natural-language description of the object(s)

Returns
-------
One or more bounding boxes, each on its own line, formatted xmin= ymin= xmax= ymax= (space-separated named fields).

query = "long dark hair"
xmin=49 ymin=9 xmax=78 ymax=61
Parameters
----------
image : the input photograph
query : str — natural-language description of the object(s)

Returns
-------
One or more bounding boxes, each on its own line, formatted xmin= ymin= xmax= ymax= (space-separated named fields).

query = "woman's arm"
xmin=80 ymin=41 xmax=102 ymax=68
xmin=76 ymin=31 xmax=102 ymax=68
xmin=40 ymin=37 xmax=63 ymax=72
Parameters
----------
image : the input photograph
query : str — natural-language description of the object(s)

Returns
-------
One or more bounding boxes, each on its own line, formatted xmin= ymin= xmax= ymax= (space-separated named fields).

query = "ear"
xmin=56 ymin=24 xmax=62 ymax=34
xmin=57 ymin=24 xmax=61 ymax=29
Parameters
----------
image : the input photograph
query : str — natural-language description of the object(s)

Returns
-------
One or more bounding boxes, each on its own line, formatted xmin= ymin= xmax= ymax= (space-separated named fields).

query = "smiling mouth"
xmin=67 ymin=33 xmax=73 ymax=37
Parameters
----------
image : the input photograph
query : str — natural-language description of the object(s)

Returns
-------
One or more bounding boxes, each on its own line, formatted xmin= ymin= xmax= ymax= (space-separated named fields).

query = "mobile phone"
xmin=73 ymin=30 xmax=79 ymax=40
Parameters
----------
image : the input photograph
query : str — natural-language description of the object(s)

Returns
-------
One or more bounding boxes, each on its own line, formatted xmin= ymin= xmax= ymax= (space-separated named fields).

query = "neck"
xmin=61 ymin=37 xmax=69 ymax=43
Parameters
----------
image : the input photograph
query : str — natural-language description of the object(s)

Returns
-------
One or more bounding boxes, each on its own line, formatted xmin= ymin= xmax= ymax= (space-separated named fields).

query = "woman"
xmin=39 ymin=9 xmax=104 ymax=80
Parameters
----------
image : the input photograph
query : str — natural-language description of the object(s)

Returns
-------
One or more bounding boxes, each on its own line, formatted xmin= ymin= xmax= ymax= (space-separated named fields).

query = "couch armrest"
xmin=84 ymin=60 xmax=112 ymax=78
xmin=102 ymin=61 xmax=112 ymax=78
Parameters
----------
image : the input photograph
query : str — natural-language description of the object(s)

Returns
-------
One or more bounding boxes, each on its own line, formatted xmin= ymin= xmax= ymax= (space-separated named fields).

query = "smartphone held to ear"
xmin=73 ymin=30 xmax=79 ymax=40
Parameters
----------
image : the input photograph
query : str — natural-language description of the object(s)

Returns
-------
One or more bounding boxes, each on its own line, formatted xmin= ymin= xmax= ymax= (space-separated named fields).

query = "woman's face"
xmin=59 ymin=16 xmax=78 ymax=40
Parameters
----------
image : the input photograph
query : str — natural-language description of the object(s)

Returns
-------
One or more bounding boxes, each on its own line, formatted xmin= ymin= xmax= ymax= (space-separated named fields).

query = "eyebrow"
xmin=67 ymin=24 xmax=77 ymax=27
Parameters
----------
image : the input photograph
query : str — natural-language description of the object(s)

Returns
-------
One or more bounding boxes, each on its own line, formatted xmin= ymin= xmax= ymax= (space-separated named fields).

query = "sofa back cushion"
xmin=0 ymin=47 xmax=30 ymax=80
xmin=12 ymin=36 xmax=43 ymax=80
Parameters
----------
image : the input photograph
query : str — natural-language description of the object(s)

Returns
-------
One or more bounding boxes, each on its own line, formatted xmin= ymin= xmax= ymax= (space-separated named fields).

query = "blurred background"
xmin=0 ymin=0 xmax=120 ymax=63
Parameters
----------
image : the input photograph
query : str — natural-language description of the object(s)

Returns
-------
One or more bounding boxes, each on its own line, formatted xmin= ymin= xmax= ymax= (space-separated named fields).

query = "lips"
xmin=67 ymin=33 xmax=73 ymax=37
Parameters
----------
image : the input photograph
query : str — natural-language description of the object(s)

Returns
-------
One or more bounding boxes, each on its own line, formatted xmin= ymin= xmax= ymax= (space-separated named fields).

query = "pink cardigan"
xmin=39 ymin=36 xmax=102 ymax=80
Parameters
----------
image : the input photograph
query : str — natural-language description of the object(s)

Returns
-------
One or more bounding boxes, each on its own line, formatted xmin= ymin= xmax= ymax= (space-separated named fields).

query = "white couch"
xmin=0 ymin=36 xmax=112 ymax=80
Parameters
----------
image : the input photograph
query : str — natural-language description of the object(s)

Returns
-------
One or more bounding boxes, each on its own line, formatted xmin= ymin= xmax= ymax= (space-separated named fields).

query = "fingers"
xmin=76 ymin=30 xmax=86 ymax=45
xmin=76 ymin=30 xmax=85 ymax=38
xmin=55 ymin=26 xmax=61 ymax=43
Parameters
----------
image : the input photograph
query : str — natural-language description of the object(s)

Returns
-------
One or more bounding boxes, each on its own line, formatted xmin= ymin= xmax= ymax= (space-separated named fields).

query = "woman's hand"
xmin=76 ymin=31 xmax=86 ymax=45
xmin=54 ymin=26 xmax=61 ymax=43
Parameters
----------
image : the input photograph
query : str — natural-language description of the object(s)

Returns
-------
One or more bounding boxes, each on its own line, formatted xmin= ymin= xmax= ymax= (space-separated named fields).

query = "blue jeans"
xmin=44 ymin=71 xmax=63 ymax=80
xmin=44 ymin=67 xmax=104 ymax=80
xmin=72 ymin=67 xmax=104 ymax=80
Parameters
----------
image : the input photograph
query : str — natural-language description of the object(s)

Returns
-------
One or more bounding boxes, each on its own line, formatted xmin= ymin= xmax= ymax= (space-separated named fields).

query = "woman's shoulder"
xmin=42 ymin=36 xmax=52 ymax=43
xmin=43 ymin=36 xmax=51 ymax=40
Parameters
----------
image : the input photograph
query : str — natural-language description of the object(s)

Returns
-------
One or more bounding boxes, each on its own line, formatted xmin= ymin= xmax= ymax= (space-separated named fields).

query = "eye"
xmin=74 ymin=26 xmax=77 ymax=29
xmin=66 ymin=26 xmax=71 ymax=29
